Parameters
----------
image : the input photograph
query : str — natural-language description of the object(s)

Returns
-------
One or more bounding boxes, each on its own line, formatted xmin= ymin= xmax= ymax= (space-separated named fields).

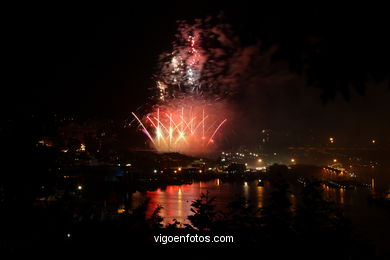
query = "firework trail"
xmin=132 ymin=99 xmax=227 ymax=154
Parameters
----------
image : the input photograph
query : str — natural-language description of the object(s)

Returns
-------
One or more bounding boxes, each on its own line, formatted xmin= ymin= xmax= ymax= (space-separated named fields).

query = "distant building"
xmin=225 ymin=163 xmax=246 ymax=174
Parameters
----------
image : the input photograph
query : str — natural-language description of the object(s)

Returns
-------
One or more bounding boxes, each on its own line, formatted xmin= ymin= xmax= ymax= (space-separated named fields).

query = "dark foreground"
xmin=2 ymin=165 xmax=390 ymax=259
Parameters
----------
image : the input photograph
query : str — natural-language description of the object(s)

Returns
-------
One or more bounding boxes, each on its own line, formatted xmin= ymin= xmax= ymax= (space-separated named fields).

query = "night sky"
xmin=3 ymin=2 xmax=390 ymax=147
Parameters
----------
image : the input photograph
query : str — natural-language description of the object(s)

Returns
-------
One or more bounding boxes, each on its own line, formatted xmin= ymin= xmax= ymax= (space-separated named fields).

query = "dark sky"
xmin=3 ymin=2 xmax=390 ymax=145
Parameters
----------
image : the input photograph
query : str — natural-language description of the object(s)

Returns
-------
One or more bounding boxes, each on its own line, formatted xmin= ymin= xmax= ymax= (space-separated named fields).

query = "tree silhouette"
xmin=147 ymin=205 xmax=164 ymax=230
xmin=261 ymin=164 xmax=292 ymax=233
xmin=187 ymin=191 xmax=218 ymax=231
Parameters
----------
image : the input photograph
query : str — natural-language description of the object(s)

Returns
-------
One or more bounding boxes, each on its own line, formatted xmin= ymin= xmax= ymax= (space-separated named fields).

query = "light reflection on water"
xmin=141 ymin=179 xmax=270 ymax=225
xmin=257 ymin=186 xmax=264 ymax=209
xmin=321 ymin=184 xmax=347 ymax=205
xmin=139 ymin=179 xmax=345 ymax=225
xmin=128 ymin=178 xmax=390 ymax=254
xmin=131 ymin=179 xmax=371 ymax=225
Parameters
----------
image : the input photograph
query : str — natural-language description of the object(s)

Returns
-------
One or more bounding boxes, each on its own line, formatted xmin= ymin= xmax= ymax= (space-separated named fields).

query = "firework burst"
xmin=132 ymin=99 xmax=227 ymax=154
xmin=132 ymin=18 xmax=251 ymax=155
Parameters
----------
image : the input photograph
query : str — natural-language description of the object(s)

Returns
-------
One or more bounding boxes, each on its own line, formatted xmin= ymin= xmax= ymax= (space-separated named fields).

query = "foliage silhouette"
xmin=187 ymin=191 xmax=219 ymax=232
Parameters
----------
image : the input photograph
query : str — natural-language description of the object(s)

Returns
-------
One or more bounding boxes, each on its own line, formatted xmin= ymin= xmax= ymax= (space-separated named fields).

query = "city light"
xmin=290 ymin=158 xmax=295 ymax=163
xmin=329 ymin=137 xmax=334 ymax=143
xmin=77 ymin=143 xmax=86 ymax=152
xmin=258 ymin=159 xmax=262 ymax=163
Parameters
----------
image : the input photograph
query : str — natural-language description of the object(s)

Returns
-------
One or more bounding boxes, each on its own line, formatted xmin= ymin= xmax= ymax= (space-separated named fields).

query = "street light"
xmin=291 ymin=158 xmax=295 ymax=163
